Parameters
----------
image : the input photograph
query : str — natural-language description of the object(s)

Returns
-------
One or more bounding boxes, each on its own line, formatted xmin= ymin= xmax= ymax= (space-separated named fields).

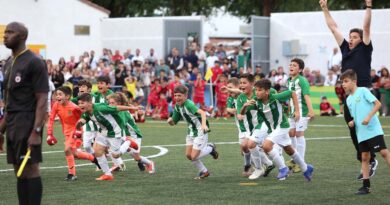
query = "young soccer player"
xmin=193 ymin=72 xmax=206 ymax=107
xmin=76 ymin=93 xmax=139 ymax=181
xmin=341 ymin=69 xmax=390 ymax=195
xmin=249 ymin=79 xmax=314 ymax=181
xmin=47 ymin=86 xmax=99 ymax=180
xmin=215 ymin=74 xmax=229 ymax=120
xmin=286 ymin=58 xmax=315 ymax=173
xmin=107 ymin=93 xmax=155 ymax=173
xmin=152 ymin=93 xmax=169 ymax=120
xmin=167 ymin=85 xmax=219 ymax=179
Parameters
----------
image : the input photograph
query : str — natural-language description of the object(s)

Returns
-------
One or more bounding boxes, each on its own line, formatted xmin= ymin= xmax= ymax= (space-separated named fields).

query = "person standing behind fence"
xmin=0 ymin=22 xmax=48 ymax=205
xmin=320 ymin=0 xmax=377 ymax=179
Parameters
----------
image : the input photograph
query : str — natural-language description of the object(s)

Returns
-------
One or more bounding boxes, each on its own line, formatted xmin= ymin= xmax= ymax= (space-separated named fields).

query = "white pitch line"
xmin=0 ymin=146 xmax=168 ymax=173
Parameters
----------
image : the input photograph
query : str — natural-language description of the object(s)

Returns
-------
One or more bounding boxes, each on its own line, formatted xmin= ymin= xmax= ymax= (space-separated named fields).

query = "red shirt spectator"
xmin=112 ymin=50 xmax=123 ymax=62
xmin=193 ymin=73 xmax=206 ymax=105
xmin=211 ymin=63 xmax=223 ymax=83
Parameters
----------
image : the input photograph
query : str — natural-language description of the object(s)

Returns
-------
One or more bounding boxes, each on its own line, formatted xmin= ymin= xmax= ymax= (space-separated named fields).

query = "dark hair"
xmin=340 ymin=69 xmax=357 ymax=81
xmin=239 ymin=73 xmax=255 ymax=83
xmin=56 ymin=86 xmax=72 ymax=96
xmin=78 ymin=93 xmax=93 ymax=102
xmin=97 ymin=76 xmax=111 ymax=84
xmin=349 ymin=28 xmax=363 ymax=39
xmin=78 ymin=79 xmax=92 ymax=89
xmin=173 ymin=85 xmax=188 ymax=94
xmin=291 ymin=58 xmax=305 ymax=70
xmin=227 ymin=77 xmax=240 ymax=86
xmin=254 ymin=79 xmax=272 ymax=90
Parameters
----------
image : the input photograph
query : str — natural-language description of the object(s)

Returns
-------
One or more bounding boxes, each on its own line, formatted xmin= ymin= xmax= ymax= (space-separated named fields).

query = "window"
xmin=74 ymin=25 xmax=90 ymax=36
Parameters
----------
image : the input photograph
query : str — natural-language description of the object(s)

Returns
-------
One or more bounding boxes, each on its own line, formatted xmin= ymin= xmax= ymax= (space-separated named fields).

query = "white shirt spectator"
xmin=325 ymin=70 xmax=337 ymax=86
xmin=328 ymin=47 xmax=342 ymax=69
xmin=206 ymin=55 xmax=218 ymax=70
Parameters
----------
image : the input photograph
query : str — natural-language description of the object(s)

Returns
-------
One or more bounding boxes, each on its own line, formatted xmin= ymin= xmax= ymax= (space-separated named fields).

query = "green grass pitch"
xmin=1 ymin=117 xmax=390 ymax=205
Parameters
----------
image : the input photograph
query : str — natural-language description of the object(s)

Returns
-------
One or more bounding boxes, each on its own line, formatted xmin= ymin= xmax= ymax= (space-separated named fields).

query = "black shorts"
xmin=358 ymin=135 xmax=387 ymax=153
xmin=6 ymin=112 xmax=42 ymax=165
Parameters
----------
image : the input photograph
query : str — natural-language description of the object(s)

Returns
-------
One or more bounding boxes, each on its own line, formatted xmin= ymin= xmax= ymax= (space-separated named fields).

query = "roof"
xmin=79 ymin=0 xmax=110 ymax=15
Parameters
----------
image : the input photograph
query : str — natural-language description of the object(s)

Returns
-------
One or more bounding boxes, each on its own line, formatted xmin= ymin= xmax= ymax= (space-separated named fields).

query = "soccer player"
xmin=215 ymin=74 xmax=229 ymax=120
xmin=341 ymin=69 xmax=390 ymax=195
xmin=47 ymin=86 xmax=99 ymax=180
xmin=76 ymin=93 xmax=139 ymax=181
xmin=249 ymin=79 xmax=314 ymax=181
xmin=286 ymin=58 xmax=314 ymax=173
xmin=107 ymin=93 xmax=155 ymax=173
xmin=167 ymin=85 xmax=219 ymax=179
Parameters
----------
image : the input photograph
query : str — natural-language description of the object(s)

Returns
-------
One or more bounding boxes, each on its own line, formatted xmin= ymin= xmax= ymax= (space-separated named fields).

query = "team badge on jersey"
xmin=15 ymin=73 xmax=22 ymax=83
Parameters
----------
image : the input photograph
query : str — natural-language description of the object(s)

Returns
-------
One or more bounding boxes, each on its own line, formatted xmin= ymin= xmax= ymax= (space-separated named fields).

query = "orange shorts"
xmin=65 ymin=136 xmax=82 ymax=149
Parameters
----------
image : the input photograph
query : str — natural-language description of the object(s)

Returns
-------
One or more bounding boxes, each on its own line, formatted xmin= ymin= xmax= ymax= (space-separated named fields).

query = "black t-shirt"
xmin=3 ymin=50 xmax=49 ymax=112
xmin=340 ymin=39 xmax=372 ymax=87
xmin=115 ymin=69 xmax=128 ymax=86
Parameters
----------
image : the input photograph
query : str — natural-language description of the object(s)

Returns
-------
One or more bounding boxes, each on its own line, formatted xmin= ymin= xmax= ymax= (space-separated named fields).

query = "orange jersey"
xmin=47 ymin=101 xmax=82 ymax=138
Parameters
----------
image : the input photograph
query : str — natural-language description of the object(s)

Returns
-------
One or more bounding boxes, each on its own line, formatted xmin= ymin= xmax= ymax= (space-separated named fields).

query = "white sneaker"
xmin=248 ymin=168 xmax=264 ymax=180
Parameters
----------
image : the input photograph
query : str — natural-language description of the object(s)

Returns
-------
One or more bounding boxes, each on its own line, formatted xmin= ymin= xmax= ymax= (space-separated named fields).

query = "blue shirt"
xmin=346 ymin=87 xmax=383 ymax=143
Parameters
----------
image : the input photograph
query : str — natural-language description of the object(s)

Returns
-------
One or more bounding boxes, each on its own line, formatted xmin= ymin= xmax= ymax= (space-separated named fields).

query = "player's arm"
xmin=362 ymin=0 xmax=372 ymax=45
xmin=47 ymin=103 xmax=58 ymax=136
xmin=362 ymin=100 xmax=381 ymax=125
xmin=240 ymin=99 xmax=255 ymax=115
xmin=116 ymin=105 xmax=140 ymax=112
xmin=29 ymin=92 xmax=48 ymax=146
xmin=167 ymin=108 xmax=181 ymax=126
xmin=76 ymin=113 xmax=89 ymax=129
xmin=301 ymin=80 xmax=315 ymax=119
xmin=196 ymin=108 xmax=208 ymax=132
xmin=319 ymin=0 xmax=344 ymax=46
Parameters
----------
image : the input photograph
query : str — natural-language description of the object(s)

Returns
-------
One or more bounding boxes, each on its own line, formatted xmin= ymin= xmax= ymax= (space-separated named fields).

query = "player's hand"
xmin=348 ymin=120 xmax=355 ymax=127
xmin=73 ymin=130 xmax=83 ymax=139
xmin=237 ymin=114 xmax=244 ymax=120
xmin=294 ymin=111 xmax=300 ymax=122
xmin=308 ymin=111 xmax=315 ymax=121
xmin=319 ymin=0 xmax=328 ymax=9
xmin=202 ymin=124 xmax=209 ymax=133
xmin=28 ymin=131 xmax=42 ymax=147
xmin=167 ymin=118 xmax=175 ymax=126
xmin=362 ymin=118 xmax=370 ymax=125
xmin=46 ymin=135 xmax=58 ymax=146
xmin=76 ymin=119 xmax=86 ymax=129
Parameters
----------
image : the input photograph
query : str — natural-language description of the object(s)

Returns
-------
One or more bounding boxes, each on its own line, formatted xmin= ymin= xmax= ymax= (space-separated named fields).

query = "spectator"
xmin=134 ymin=82 xmax=145 ymax=106
xmin=222 ymin=62 xmax=230 ymax=77
xmin=324 ymin=69 xmax=337 ymax=86
xmin=371 ymin=69 xmax=381 ymax=100
xmin=89 ymin=50 xmax=98 ymax=70
xmin=328 ymin=47 xmax=342 ymax=70
xmin=167 ymin=74 xmax=182 ymax=105
xmin=334 ymin=80 xmax=346 ymax=114
xmin=303 ymin=67 xmax=315 ymax=85
xmin=193 ymin=72 xmax=206 ymax=107
xmin=112 ymin=50 xmax=123 ymax=62
xmin=146 ymin=78 xmax=161 ymax=115
xmin=211 ymin=61 xmax=223 ymax=84
xmin=254 ymin=64 xmax=265 ymax=81
xmin=268 ymin=69 xmax=277 ymax=85
xmin=66 ymin=56 xmax=76 ymax=70
xmin=216 ymin=44 xmax=227 ymax=61
xmin=68 ymin=69 xmax=83 ymax=97
xmin=215 ymin=74 xmax=229 ymax=120
xmin=58 ymin=57 xmax=66 ymax=70
xmin=274 ymin=66 xmax=288 ymax=88
xmin=132 ymin=48 xmax=145 ymax=65
xmin=115 ymin=62 xmax=128 ymax=88
xmin=320 ymin=96 xmax=337 ymax=116
xmin=379 ymin=67 xmax=390 ymax=116
xmin=152 ymin=93 xmax=169 ymax=120
xmin=155 ymin=59 xmax=170 ymax=78
xmin=124 ymin=76 xmax=137 ymax=98
xmin=51 ymin=65 xmax=64 ymax=89
xmin=145 ymin=48 xmax=158 ymax=67
xmin=230 ymin=60 xmax=239 ymax=78
xmin=206 ymin=49 xmax=218 ymax=70
xmin=314 ymin=70 xmax=325 ymax=86
xmin=62 ymin=65 xmax=73 ymax=82
xmin=185 ymin=48 xmax=199 ymax=68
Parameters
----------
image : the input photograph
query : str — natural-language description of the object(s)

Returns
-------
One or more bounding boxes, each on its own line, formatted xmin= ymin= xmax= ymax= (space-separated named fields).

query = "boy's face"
xmin=220 ymin=76 xmax=227 ymax=83
xmin=108 ymin=98 xmax=118 ymax=106
xmin=78 ymin=100 xmax=93 ymax=113
xmin=289 ymin=61 xmax=300 ymax=77
xmin=97 ymin=81 xmax=109 ymax=93
xmin=342 ymin=78 xmax=356 ymax=93
xmin=227 ymin=83 xmax=239 ymax=98
xmin=348 ymin=32 xmax=362 ymax=50
xmin=78 ymin=85 xmax=91 ymax=95
xmin=255 ymin=87 xmax=269 ymax=100
xmin=240 ymin=78 xmax=252 ymax=93
xmin=56 ymin=90 xmax=70 ymax=104
xmin=174 ymin=92 xmax=187 ymax=105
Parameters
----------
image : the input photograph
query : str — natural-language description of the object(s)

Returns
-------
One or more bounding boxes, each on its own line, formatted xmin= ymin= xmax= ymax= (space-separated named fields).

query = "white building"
xmin=0 ymin=0 xmax=109 ymax=61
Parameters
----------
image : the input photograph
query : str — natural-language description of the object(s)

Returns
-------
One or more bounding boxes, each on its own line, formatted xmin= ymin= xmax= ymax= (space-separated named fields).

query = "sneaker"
xmin=110 ymin=164 xmax=126 ymax=172
xmin=92 ymin=156 xmax=101 ymax=170
xmin=242 ymin=165 xmax=252 ymax=177
xmin=194 ymin=171 xmax=210 ymax=180
xmin=303 ymin=164 xmax=314 ymax=181
xmin=355 ymin=186 xmax=370 ymax=195
xmin=286 ymin=159 xmax=295 ymax=170
xmin=137 ymin=162 xmax=145 ymax=171
xmin=248 ymin=168 xmax=264 ymax=180
xmin=277 ymin=167 xmax=289 ymax=180
xmin=95 ymin=174 xmax=114 ymax=181
xmin=145 ymin=161 xmax=155 ymax=174
xmin=292 ymin=164 xmax=301 ymax=173
xmin=263 ymin=164 xmax=275 ymax=177
xmin=356 ymin=160 xmax=378 ymax=180
xmin=64 ymin=174 xmax=77 ymax=181
xmin=209 ymin=143 xmax=219 ymax=159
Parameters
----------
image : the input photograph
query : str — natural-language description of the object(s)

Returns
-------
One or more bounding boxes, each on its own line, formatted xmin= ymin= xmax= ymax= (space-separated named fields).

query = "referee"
xmin=0 ymin=22 xmax=48 ymax=205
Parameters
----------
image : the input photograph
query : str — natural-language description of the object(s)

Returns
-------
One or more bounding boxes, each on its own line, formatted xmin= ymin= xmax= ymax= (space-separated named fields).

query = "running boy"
xmin=167 ymin=85 xmax=219 ymax=179
xmin=286 ymin=58 xmax=315 ymax=173
xmin=47 ymin=86 xmax=99 ymax=180
xmin=341 ymin=69 xmax=390 ymax=195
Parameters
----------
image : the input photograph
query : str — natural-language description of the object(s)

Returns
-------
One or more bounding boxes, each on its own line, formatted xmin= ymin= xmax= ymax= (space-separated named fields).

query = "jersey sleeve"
xmin=227 ymin=97 xmax=234 ymax=108
xmin=171 ymin=106 xmax=181 ymax=124
xmin=81 ymin=112 xmax=91 ymax=122
xmin=47 ymin=102 xmax=58 ymax=135
xmin=236 ymin=94 xmax=244 ymax=114
xmin=121 ymin=112 xmax=131 ymax=136
xmin=300 ymin=77 xmax=311 ymax=96
xmin=184 ymin=100 xmax=198 ymax=114
xmin=362 ymin=87 xmax=377 ymax=103
xmin=272 ymin=90 xmax=292 ymax=102
xmin=95 ymin=103 xmax=118 ymax=114
xmin=71 ymin=96 xmax=79 ymax=104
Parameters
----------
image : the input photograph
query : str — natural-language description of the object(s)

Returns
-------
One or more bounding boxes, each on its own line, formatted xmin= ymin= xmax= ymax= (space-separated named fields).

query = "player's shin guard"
xmin=65 ymin=155 xmax=76 ymax=175
xmin=291 ymin=151 xmax=307 ymax=172
xmin=109 ymin=152 xmax=123 ymax=166
xmin=268 ymin=148 xmax=286 ymax=169
xmin=296 ymin=136 xmax=306 ymax=160
xmin=243 ymin=152 xmax=251 ymax=166
xmin=191 ymin=159 xmax=207 ymax=173
xmin=195 ymin=145 xmax=213 ymax=160
xmin=97 ymin=156 xmax=111 ymax=175
xmin=259 ymin=149 xmax=273 ymax=166
xmin=249 ymin=147 xmax=262 ymax=169
xmin=119 ymin=140 xmax=131 ymax=155
xmin=291 ymin=136 xmax=297 ymax=149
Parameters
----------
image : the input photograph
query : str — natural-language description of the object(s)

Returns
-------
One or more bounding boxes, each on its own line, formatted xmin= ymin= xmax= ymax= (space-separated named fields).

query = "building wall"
xmin=270 ymin=9 xmax=390 ymax=74
xmin=0 ymin=0 xmax=108 ymax=61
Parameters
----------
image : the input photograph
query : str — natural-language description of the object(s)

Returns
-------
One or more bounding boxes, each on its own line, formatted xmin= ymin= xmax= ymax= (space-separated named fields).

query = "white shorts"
xmin=248 ymin=125 xmax=269 ymax=145
xmin=83 ymin=131 xmax=97 ymax=148
xmin=129 ymin=138 xmax=142 ymax=154
xmin=186 ymin=133 xmax=208 ymax=150
xmin=289 ymin=117 xmax=309 ymax=132
xmin=266 ymin=127 xmax=291 ymax=147
xmin=238 ymin=131 xmax=249 ymax=145
xmin=95 ymin=133 xmax=124 ymax=154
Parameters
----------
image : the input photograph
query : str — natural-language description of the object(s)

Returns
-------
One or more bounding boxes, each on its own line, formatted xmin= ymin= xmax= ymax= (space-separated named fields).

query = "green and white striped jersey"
xmin=92 ymin=89 xmax=114 ymax=104
xmin=236 ymin=89 xmax=260 ymax=132
xmin=227 ymin=96 xmax=246 ymax=132
xmin=119 ymin=111 xmax=143 ymax=139
xmin=72 ymin=95 xmax=99 ymax=132
xmin=171 ymin=99 xmax=210 ymax=137
xmin=81 ymin=103 xmax=125 ymax=138
xmin=287 ymin=75 xmax=310 ymax=117
xmin=255 ymin=90 xmax=292 ymax=130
